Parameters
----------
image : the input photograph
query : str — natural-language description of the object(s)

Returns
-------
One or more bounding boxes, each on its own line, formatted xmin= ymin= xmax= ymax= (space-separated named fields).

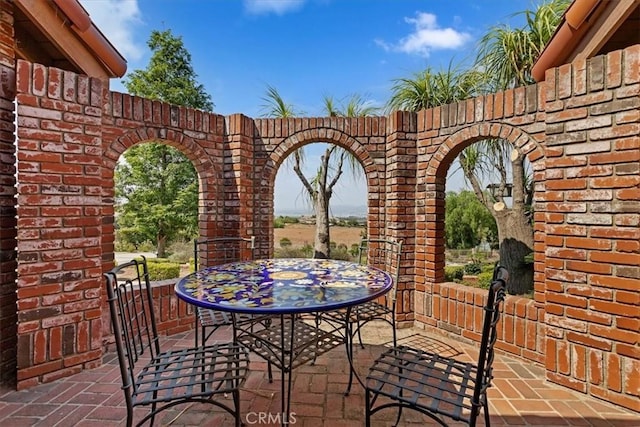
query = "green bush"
xmin=274 ymin=217 xmax=285 ymax=228
xmin=135 ymin=258 xmax=181 ymax=280
xmin=279 ymin=237 xmax=292 ymax=248
xmin=464 ymin=262 xmax=482 ymax=275
xmin=481 ymin=263 xmax=497 ymax=274
xmin=148 ymin=262 xmax=180 ymax=280
xmin=274 ymin=246 xmax=313 ymax=258
xmin=476 ymin=271 xmax=494 ymax=289
xmin=167 ymin=240 xmax=193 ymax=263
xmin=444 ymin=266 xmax=464 ymax=282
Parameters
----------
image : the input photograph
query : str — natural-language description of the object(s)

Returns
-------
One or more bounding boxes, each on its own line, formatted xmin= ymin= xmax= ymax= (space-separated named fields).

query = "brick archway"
xmin=255 ymin=125 xmax=385 ymax=258
xmin=424 ymin=121 xmax=546 ymax=291
xmin=101 ymin=126 xmax=225 ymax=270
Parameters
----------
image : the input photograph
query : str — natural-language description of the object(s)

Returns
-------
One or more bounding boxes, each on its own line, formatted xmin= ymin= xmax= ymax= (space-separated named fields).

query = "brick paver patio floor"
xmin=1 ymin=323 xmax=638 ymax=426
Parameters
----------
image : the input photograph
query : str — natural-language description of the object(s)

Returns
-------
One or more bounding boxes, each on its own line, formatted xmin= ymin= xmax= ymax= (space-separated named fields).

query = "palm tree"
xmin=263 ymin=87 xmax=375 ymax=258
xmin=386 ymin=0 xmax=569 ymax=294
xmin=387 ymin=62 xmax=485 ymax=112
xmin=468 ymin=0 xmax=569 ymax=293
xmin=476 ymin=0 xmax=570 ymax=88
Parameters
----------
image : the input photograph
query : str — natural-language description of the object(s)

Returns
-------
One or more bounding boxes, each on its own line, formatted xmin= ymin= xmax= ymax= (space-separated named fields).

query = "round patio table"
xmin=175 ymin=258 xmax=394 ymax=425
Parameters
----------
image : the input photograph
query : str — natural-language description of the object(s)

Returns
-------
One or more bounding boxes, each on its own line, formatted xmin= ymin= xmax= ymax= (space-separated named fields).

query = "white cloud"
xmin=80 ymin=0 xmax=145 ymax=62
xmin=378 ymin=12 xmax=470 ymax=57
xmin=244 ymin=0 xmax=305 ymax=15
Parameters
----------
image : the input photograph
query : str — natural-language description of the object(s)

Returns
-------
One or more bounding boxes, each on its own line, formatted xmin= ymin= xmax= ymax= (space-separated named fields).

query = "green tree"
xmin=477 ymin=0 xmax=570 ymax=88
xmin=263 ymin=87 xmax=373 ymax=259
xmin=386 ymin=0 xmax=568 ymax=294
xmin=116 ymin=144 xmax=198 ymax=257
xmin=117 ymin=29 xmax=212 ymax=257
xmin=387 ymin=61 xmax=485 ymax=112
xmin=445 ymin=191 xmax=497 ymax=249
xmin=123 ymin=29 xmax=213 ymax=110
xmin=461 ymin=0 xmax=569 ymax=293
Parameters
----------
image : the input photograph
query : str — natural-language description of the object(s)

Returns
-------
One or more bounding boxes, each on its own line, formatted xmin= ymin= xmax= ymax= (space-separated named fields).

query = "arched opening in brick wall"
xmin=102 ymin=126 xmax=226 ymax=269
xmin=101 ymin=128 xmax=226 ymax=337
xmin=272 ymin=141 xmax=367 ymax=257
xmin=426 ymin=123 xmax=545 ymax=292
xmin=415 ymin=121 xmax=547 ymax=362
xmin=256 ymin=127 xmax=385 ymax=261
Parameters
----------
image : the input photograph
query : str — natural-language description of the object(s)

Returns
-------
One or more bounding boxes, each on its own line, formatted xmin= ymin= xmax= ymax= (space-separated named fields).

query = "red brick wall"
xmin=0 ymin=0 xmax=16 ymax=385
xmin=14 ymin=61 xmax=105 ymax=388
xmin=542 ymin=46 xmax=640 ymax=412
xmin=6 ymin=44 xmax=639 ymax=412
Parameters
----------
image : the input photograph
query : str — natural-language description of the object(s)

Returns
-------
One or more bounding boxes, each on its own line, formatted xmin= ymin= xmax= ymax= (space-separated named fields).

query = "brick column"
xmin=386 ymin=111 xmax=417 ymax=326
xmin=543 ymin=46 xmax=640 ymax=412
xmin=0 ymin=0 xmax=16 ymax=386
xmin=224 ymin=114 xmax=256 ymax=241
xmin=15 ymin=61 xmax=104 ymax=389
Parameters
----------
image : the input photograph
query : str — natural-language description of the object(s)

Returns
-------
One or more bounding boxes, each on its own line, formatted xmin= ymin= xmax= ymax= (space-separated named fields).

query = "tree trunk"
xmin=157 ymin=234 xmax=167 ymax=258
xmin=494 ymin=211 xmax=534 ymax=294
xmin=313 ymin=191 xmax=330 ymax=259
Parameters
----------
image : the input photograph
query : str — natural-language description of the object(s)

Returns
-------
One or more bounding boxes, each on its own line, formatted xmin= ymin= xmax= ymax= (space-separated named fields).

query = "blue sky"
xmin=81 ymin=0 xmax=535 ymax=215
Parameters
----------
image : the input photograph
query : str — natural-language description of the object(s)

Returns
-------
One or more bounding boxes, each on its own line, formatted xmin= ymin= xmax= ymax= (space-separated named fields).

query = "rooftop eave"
xmin=14 ymin=0 xmax=127 ymax=78
xmin=532 ymin=0 xmax=639 ymax=82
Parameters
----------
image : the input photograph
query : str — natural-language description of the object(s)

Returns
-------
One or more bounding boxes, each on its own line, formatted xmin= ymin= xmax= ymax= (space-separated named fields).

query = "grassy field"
xmin=274 ymin=223 xmax=364 ymax=248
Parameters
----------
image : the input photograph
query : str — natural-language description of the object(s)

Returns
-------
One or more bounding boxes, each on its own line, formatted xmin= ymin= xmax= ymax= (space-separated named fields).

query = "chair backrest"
xmin=193 ymin=236 xmax=256 ymax=271
xmin=357 ymin=238 xmax=403 ymax=301
xmin=104 ymin=256 xmax=160 ymax=398
xmin=471 ymin=264 xmax=508 ymax=418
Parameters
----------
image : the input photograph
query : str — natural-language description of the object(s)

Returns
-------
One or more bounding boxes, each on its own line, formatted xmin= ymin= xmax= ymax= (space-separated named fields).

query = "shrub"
xmin=274 ymin=246 xmax=313 ymax=258
xmin=464 ymin=262 xmax=482 ymax=275
xmin=279 ymin=237 xmax=292 ymax=248
xmin=167 ymin=240 xmax=193 ymax=263
xmin=476 ymin=271 xmax=493 ymax=289
xmin=132 ymin=257 xmax=180 ymax=280
xmin=444 ymin=266 xmax=464 ymax=282
xmin=148 ymin=262 xmax=180 ymax=280
xmin=481 ymin=263 xmax=496 ymax=274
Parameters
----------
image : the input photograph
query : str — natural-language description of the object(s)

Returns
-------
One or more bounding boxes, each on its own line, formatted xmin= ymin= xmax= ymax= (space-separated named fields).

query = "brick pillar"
xmin=15 ymin=61 xmax=104 ymax=389
xmin=0 ymin=0 xmax=17 ymax=384
xmin=543 ymin=46 xmax=640 ymax=412
xmin=0 ymin=65 xmax=16 ymax=385
xmin=0 ymin=0 xmax=16 ymax=386
xmin=224 ymin=114 xmax=256 ymax=242
xmin=386 ymin=111 xmax=417 ymax=327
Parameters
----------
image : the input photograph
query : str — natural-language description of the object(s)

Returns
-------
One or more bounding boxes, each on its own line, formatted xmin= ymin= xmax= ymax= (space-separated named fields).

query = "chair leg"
xmin=356 ymin=323 xmax=365 ymax=349
xmin=365 ymin=388 xmax=372 ymax=427
xmin=195 ymin=314 xmax=200 ymax=348
xmin=482 ymin=400 xmax=491 ymax=427
xmin=391 ymin=313 xmax=397 ymax=347
xmin=234 ymin=389 xmax=241 ymax=427
xmin=345 ymin=321 xmax=354 ymax=396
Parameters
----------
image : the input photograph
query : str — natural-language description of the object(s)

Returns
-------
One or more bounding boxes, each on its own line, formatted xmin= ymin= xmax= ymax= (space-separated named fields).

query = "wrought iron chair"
xmin=193 ymin=236 xmax=256 ymax=348
xmin=104 ymin=257 xmax=249 ymax=427
xmin=364 ymin=265 xmax=509 ymax=427
xmin=321 ymin=237 xmax=403 ymax=395
xmin=193 ymin=236 xmax=274 ymax=381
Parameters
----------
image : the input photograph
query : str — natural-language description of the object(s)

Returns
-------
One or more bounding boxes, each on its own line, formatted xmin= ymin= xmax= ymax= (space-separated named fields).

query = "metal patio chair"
xmin=104 ymin=257 xmax=249 ymax=427
xmin=193 ymin=236 xmax=257 ymax=348
xmin=194 ymin=236 xmax=274 ymax=381
xmin=364 ymin=265 xmax=509 ymax=427
xmin=321 ymin=237 xmax=403 ymax=395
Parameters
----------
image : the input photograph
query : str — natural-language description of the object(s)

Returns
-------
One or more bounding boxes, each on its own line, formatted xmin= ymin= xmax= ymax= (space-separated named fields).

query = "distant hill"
xmin=275 ymin=204 xmax=366 ymax=217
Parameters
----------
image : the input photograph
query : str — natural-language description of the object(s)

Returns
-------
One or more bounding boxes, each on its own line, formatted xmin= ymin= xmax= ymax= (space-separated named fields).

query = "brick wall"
xmin=14 ymin=61 xmax=105 ymax=388
xmin=0 ymin=0 xmax=16 ymax=385
xmin=5 ymin=45 xmax=639 ymax=412
xmin=542 ymin=46 xmax=640 ymax=411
